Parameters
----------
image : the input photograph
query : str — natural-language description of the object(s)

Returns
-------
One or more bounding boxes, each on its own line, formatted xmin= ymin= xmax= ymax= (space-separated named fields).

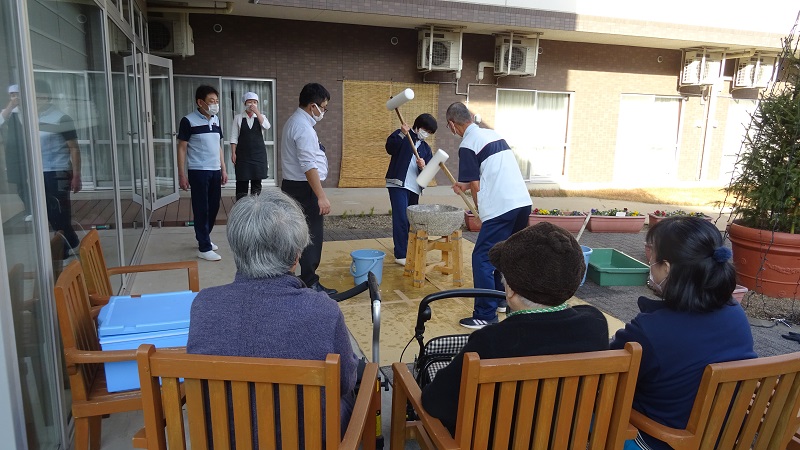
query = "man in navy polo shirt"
xmin=446 ymin=102 xmax=532 ymax=329
xmin=177 ymin=85 xmax=228 ymax=261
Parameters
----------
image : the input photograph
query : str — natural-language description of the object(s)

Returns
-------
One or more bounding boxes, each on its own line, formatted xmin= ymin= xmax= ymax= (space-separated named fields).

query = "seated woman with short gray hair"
xmin=186 ymin=189 xmax=358 ymax=443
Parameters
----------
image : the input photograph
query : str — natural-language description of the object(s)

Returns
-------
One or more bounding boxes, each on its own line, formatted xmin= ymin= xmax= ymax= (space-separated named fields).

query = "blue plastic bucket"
xmin=580 ymin=245 xmax=593 ymax=286
xmin=349 ymin=249 xmax=385 ymax=285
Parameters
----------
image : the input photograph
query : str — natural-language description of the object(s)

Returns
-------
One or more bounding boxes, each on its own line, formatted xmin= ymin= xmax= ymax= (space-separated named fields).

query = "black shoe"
xmin=311 ymin=281 xmax=338 ymax=295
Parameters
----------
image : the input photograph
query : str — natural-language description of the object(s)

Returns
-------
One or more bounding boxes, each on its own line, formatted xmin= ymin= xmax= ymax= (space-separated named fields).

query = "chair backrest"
xmin=78 ymin=229 xmax=114 ymax=299
xmin=136 ymin=345 xmax=361 ymax=450
xmin=684 ymin=351 xmax=800 ymax=450
xmin=453 ymin=342 xmax=642 ymax=450
xmin=53 ymin=260 xmax=101 ymax=402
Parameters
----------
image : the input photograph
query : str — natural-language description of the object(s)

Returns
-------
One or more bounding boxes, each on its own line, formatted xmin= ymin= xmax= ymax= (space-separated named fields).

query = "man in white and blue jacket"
xmin=385 ymin=113 xmax=436 ymax=265
xmin=446 ymin=102 xmax=532 ymax=329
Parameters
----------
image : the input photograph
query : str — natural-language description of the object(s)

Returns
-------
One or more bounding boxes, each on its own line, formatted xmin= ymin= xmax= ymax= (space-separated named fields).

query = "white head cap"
xmin=8 ymin=85 xmax=19 ymax=94
xmin=242 ymin=92 xmax=258 ymax=103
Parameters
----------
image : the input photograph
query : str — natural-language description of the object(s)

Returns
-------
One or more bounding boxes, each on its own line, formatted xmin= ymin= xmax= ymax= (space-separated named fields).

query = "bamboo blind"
xmin=340 ymin=81 xmax=439 ymax=187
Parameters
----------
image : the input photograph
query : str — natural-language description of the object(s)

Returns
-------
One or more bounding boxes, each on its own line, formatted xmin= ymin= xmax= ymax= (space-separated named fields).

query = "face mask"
xmin=206 ymin=103 xmax=219 ymax=115
xmin=648 ymin=262 xmax=665 ymax=296
xmin=416 ymin=129 xmax=429 ymax=140
xmin=312 ymin=103 xmax=325 ymax=122
xmin=448 ymin=122 xmax=458 ymax=137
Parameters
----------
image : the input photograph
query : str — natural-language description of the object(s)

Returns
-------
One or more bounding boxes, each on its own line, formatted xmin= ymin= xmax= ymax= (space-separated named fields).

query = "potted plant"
xmin=648 ymin=209 xmax=712 ymax=226
xmin=587 ymin=208 xmax=645 ymax=233
xmin=723 ymin=34 xmax=800 ymax=299
xmin=528 ymin=208 xmax=587 ymax=233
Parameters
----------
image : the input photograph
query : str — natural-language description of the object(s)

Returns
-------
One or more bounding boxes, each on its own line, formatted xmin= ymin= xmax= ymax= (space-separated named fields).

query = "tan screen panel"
xmin=340 ymin=80 xmax=439 ymax=187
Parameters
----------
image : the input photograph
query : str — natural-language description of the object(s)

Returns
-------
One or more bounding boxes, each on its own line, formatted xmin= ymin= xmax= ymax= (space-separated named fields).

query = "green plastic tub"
xmin=587 ymin=248 xmax=649 ymax=286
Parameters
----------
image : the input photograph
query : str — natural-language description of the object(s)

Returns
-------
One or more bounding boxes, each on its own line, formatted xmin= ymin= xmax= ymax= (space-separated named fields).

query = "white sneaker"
xmin=211 ymin=242 xmax=219 ymax=251
xmin=395 ymin=258 xmax=407 ymax=266
xmin=24 ymin=215 xmax=33 ymax=222
xmin=197 ymin=250 xmax=221 ymax=261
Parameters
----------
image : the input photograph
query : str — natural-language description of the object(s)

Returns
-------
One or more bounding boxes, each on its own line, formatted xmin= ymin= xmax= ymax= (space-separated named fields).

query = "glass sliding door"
xmin=143 ymin=55 xmax=178 ymax=209
xmin=613 ymin=94 xmax=683 ymax=184
xmin=496 ymin=89 xmax=572 ymax=181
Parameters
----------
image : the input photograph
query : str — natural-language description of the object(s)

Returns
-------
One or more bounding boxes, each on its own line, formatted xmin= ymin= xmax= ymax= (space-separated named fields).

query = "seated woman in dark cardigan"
xmin=611 ymin=216 xmax=755 ymax=450
xmin=186 ymin=189 xmax=359 ymax=445
xmin=421 ymin=222 xmax=610 ymax=436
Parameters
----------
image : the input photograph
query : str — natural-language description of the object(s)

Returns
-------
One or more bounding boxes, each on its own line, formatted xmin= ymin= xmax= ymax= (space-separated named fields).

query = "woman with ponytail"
xmin=611 ymin=216 xmax=756 ymax=450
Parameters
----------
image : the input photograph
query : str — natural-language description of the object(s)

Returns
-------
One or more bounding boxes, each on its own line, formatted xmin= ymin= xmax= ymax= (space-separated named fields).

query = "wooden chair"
xmin=53 ymin=260 xmax=143 ymax=450
xmin=391 ymin=342 xmax=642 ymax=450
xmin=133 ymin=344 xmax=380 ymax=450
xmin=629 ymin=351 xmax=800 ymax=450
xmin=78 ymin=229 xmax=199 ymax=310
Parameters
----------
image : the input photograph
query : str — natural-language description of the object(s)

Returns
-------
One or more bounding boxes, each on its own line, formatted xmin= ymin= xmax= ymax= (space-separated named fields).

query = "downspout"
xmin=697 ymin=57 xmax=725 ymax=180
xmin=147 ymin=2 xmax=234 ymax=14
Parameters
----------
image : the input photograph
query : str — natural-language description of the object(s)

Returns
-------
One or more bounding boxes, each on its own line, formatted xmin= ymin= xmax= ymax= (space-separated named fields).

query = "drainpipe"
xmin=697 ymin=58 xmax=726 ymax=180
xmin=147 ymin=2 xmax=234 ymax=14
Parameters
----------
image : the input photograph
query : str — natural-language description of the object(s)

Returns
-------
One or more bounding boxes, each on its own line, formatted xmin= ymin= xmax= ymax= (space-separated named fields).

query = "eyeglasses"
xmin=315 ymin=103 xmax=328 ymax=113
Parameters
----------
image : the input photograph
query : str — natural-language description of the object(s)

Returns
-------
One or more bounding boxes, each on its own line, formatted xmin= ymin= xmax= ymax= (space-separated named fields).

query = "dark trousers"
xmin=472 ymin=205 xmax=531 ymax=320
xmin=235 ymin=179 xmax=263 ymax=201
xmin=43 ymin=171 xmax=80 ymax=253
xmin=388 ymin=187 xmax=419 ymax=259
xmin=281 ymin=180 xmax=323 ymax=287
xmin=188 ymin=170 xmax=222 ymax=252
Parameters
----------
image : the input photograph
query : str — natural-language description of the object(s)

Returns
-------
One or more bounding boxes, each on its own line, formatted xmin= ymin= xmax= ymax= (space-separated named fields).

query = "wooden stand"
xmin=403 ymin=229 xmax=463 ymax=288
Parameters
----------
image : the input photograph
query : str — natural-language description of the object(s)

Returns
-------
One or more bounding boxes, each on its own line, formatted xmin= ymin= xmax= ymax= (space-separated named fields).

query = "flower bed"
xmin=648 ymin=210 xmax=712 ymax=226
xmin=587 ymin=208 xmax=645 ymax=233
xmin=528 ymin=209 xmax=587 ymax=233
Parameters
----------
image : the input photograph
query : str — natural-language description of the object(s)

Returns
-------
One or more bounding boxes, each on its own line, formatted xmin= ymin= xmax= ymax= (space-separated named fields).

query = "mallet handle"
xmin=394 ymin=108 xmax=422 ymax=160
xmin=438 ymin=163 xmax=481 ymax=223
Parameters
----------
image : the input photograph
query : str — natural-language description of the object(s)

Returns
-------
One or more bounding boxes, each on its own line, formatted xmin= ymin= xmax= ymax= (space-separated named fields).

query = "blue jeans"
xmin=187 ymin=169 xmax=221 ymax=252
xmin=388 ymin=187 xmax=419 ymax=259
xmin=472 ymin=205 xmax=531 ymax=320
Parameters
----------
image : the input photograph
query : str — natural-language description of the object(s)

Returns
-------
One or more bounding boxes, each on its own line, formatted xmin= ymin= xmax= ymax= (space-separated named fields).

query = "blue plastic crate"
xmin=98 ymin=291 xmax=196 ymax=392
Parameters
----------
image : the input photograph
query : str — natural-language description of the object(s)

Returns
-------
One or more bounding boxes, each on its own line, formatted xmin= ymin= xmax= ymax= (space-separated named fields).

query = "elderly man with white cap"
xmin=1 ymin=84 xmax=31 ymax=221
xmin=230 ymin=91 xmax=270 ymax=201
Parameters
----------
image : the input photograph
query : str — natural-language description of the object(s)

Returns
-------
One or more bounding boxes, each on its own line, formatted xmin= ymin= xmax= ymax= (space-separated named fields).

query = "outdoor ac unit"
xmin=147 ymin=13 xmax=195 ymax=57
xmin=734 ymin=56 xmax=777 ymax=89
xmin=494 ymin=36 xmax=538 ymax=76
xmin=417 ymin=30 xmax=461 ymax=71
xmin=681 ymin=51 xmax=722 ymax=86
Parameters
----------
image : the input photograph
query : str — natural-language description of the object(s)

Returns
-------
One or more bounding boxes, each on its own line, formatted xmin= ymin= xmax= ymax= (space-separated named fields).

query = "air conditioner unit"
xmin=417 ymin=30 xmax=461 ymax=71
xmin=147 ymin=13 xmax=195 ymax=57
xmin=734 ymin=55 xmax=777 ymax=89
xmin=681 ymin=51 xmax=722 ymax=86
xmin=494 ymin=36 xmax=538 ymax=76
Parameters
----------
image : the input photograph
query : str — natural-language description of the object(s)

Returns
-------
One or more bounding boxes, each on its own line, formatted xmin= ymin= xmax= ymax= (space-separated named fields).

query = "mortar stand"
xmin=403 ymin=229 xmax=464 ymax=288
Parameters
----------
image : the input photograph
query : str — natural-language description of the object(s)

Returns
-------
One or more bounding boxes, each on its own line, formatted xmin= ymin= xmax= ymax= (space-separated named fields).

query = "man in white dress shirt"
xmin=280 ymin=82 xmax=337 ymax=295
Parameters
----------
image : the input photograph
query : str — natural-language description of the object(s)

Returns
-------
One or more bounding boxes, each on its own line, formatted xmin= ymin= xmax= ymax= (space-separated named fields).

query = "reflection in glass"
xmin=109 ymin=19 xmax=146 ymax=267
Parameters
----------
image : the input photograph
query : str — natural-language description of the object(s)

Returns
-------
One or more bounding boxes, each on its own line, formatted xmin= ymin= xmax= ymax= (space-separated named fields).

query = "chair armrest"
xmin=90 ymin=305 xmax=102 ymax=320
xmin=106 ymin=261 xmax=200 ymax=292
xmin=65 ymin=348 xmax=137 ymax=364
xmin=629 ymin=409 xmax=695 ymax=450
xmin=89 ymin=293 xmax=111 ymax=307
xmin=391 ymin=363 xmax=458 ymax=450
xmin=341 ymin=362 xmax=379 ymax=449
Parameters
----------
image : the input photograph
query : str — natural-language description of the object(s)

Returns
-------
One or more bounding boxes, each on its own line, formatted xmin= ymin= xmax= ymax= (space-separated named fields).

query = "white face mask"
xmin=312 ymin=103 xmax=325 ymax=122
xmin=206 ymin=103 xmax=219 ymax=116
xmin=416 ymin=129 xmax=430 ymax=140
xmin=648 ymin=262 xmax=665 ymax=296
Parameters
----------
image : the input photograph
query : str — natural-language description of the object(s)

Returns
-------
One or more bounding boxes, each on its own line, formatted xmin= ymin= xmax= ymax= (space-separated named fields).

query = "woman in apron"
xmin=230 ymin=92 xmax=270 ymax=200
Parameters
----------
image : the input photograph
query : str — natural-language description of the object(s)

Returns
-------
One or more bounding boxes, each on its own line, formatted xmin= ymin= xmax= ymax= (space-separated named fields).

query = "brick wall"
xmin=171 ymin=14 xmax=739 ymax=188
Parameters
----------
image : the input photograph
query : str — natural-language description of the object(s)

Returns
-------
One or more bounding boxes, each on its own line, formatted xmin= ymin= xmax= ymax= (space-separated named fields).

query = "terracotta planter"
xmin=648 ymin=213 xmax=713 ymax=226
xmin=728 ymin=222 xmax=800 ymax=298
xmin=464 ymin=211 xmax=481 ymax=232
xmin=528 ymin=214 xmax=587 ymax=233
xmin=587 ymin=215 xmax=645 ymax=233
